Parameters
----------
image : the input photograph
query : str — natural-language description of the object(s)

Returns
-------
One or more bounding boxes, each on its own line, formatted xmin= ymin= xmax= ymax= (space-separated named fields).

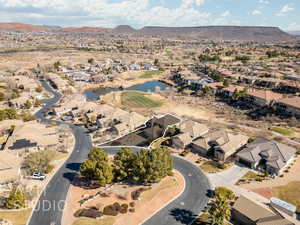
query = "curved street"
xmin=28 ymin=81 xmax=210 ymax=225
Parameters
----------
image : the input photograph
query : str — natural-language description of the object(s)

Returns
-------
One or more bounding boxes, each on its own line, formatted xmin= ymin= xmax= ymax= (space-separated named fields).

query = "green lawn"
xmin=121 ymin=91 xmax=162 ymax=108
xmin=0 ymin=209 xmax=31 ymax=225
xmin=139 ymin=70 xmax=162 ymax=79
xmin=72 ymin=217 xmax=115 ymax=225
xmin=271 ymin=127 xmax=294 ymax=136
xmin=272 ymin=181 xmax=300 ymax=213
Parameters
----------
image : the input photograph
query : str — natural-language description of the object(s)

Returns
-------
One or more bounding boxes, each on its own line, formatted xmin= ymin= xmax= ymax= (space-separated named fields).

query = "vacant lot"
xmin=272 ymin=181 xmax=300 ymax=213
xmin=121 ymin=91 xmax=162 ymax=108
xmin=0 ymin=209 xmax=31 ymax=225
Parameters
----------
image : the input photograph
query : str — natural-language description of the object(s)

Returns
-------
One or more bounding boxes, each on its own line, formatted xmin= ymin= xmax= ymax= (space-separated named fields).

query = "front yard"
xmin=0 ymin=208 xmax=31 ymax=225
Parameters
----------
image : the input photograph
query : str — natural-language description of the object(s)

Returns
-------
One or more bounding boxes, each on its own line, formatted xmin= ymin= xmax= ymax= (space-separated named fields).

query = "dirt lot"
xmin=62 ymin=171 xmax=184 ymax=225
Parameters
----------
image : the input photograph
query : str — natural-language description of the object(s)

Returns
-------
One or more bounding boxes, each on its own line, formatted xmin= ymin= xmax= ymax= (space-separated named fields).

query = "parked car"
xmin=31 ymin=172 xmax=46 ymax=180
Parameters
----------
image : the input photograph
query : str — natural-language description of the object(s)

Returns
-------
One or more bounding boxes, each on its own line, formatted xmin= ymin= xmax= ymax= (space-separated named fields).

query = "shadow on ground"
xmin=169 ymin=208 xmax=197 ymax=224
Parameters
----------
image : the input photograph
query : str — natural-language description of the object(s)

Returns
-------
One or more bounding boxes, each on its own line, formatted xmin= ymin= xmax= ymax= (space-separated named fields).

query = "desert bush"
xmin=74 ymin=208 xmax=102 ymax=218
xmin=131 ymin=188 xmax=146 ymax=200
xmin=120 ymin=204 xmax=128 ymax=214
xmin=129 ymin=202 xmax=135 ymax=207
xmin=129 ymin=208 xmax=135 ymax=213
xmin=103 ymin=204 xmax=118 ymax=216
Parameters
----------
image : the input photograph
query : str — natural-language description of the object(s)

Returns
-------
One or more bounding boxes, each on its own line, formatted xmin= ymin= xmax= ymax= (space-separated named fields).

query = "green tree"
xmin=80 ymin=147 xmax=113 ymax=186
xmin=5 ymin=187 xmax=27 ymax=209
xmin=209 ymin=195 xmax=231 ymax=225
xmin=80 ymin=160 xmax=96 ymax=179
xmin=23 ymin=150 xmax=55 ymax=174
xmin=53 ymin=61 xmax=61 ymax=70
xmin=88 ymin=147 xmax=108 ymax=161
xmin=24 ymin=100 xmax=32 ymax=109
xmin=113 ymin=147 xmax=135 ymax=182
xmin=214 ymin=187 xmax=235 ymax=201
xmin=132 ymin=147 xmax=173 ymax=183
xmin=223 ymin=79 xmax=230 ymax=87
xmin=94 ymin=161 xmax=114 ymax=186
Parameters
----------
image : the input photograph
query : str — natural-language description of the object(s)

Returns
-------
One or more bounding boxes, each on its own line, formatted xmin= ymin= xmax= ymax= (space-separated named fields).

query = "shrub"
xmin=113 ymin=202 xmax=121 ymax=212
xmin=131 ymin=188 xmax=146 ymax=200
xmin=120 ymin=204 xmax=128 ymax=214
xmin=129 ymin=208 xmax=135 ymax=213
xmin=217 ymin=164 xmax=226 ymax=169
xmin=74 ymin=208 xmax=102 ymax=218
xmin=103 ymin=205 xmax=118 ymax=216
xmin=5 ymin=187 xmax=27 ymax=209
xmin=129 ymin=202 xmax=135 ymax=207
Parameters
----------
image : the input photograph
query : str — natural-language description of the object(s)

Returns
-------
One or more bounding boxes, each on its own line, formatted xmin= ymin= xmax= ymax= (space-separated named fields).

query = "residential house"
xmin=232 ymin=195 xmax=295 ymax=225
xmin=236 ymin=138 xmax=296 ymax=176
xmin=246 ymin=89 xmax=283 ymax=107
xmin=172 ymin=120 xmax=209 ymax=149
xmin=191 ymin=129 xmax=248 ymax=161
xmin=276 ymin=97 xmax=300 ymax=118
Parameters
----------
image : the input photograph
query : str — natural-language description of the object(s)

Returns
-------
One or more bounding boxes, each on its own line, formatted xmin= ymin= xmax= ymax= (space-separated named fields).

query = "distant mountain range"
xmin=287 ymin=30 xmax=300 ymax=35
xmin=0 ymin=22 xmax=295 ymax=42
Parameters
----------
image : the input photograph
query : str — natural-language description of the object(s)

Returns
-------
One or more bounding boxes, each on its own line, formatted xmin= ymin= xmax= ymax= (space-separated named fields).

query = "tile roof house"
xmin=191 ymin=129 xmax=248 ymax=162
xmin=236 ymin=138 xmax=296 ymax=176
xmin=276 ymin=97 xmax=300 ymax=118
xmin=246 ymin=89 xmax=283 ymax=107
xmin=172 ymin=120 xmax=209 ymax=149
xmin=232 ymin=195 xmax=295 ymax=225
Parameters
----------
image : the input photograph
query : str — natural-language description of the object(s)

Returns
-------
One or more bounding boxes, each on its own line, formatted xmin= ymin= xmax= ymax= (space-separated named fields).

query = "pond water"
xmin=84 ymin=80 xmax=172 ymax=101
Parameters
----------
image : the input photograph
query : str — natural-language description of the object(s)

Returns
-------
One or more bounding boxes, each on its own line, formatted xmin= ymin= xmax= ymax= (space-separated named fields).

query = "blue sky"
xmin=0 ymin=0 xmax=299 ymax=30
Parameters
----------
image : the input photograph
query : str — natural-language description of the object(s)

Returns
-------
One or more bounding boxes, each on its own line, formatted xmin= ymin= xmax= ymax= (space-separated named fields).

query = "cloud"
xmin=277 ymin=4 xmax=294 ymax=16
xmin=258 ymin=0 xmax=269 ymax=4
xmin=221 ymin=11 xmax=230 ymax=17
xmin=252 ymin=10 xmax=262 ymax=15
xmin=281 ymin=4 xmax=294 ymax=13
xmin=0 ymin=0 xmax=216 ymax=27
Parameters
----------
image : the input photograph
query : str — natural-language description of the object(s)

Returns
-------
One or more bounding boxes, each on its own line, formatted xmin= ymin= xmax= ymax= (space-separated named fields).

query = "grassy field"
xmin=272 ymin=181 xmax=300 ymax=213
xmin=271 ymin=127 xmax=294 ymax=136
xmin=121 ymin=91 xmax=162 ymax=108
xmin=139 ymin=70 xmax=162 ymax=79
xmin=0 ymin=209 xmax=31 ymax=225
xmin=141 ymin=177 xmax=178 ymax=202
xmin=72 ymin=217 xmax=116 ymax=225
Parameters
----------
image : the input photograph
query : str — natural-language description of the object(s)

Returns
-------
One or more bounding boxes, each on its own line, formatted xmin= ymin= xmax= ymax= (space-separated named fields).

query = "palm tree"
xmin=209 ymin=195 xmax=231 ymax=225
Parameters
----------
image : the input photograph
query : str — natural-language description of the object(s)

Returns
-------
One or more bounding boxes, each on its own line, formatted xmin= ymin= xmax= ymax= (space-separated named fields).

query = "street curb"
xmin=137 ymin=169 xmax=186 ymax=225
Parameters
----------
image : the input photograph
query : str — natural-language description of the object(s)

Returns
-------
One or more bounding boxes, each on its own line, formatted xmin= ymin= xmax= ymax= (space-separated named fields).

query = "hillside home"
xmin=236 ymin=138 xmax=296 ymax=176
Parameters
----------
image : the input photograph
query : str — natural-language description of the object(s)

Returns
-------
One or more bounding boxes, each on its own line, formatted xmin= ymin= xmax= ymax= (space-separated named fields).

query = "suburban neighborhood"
xmin=0 ymin=4 xmax=300 ymax=225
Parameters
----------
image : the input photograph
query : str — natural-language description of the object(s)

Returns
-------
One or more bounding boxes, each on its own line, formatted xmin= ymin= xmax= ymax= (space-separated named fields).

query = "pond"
xmin=84 ymin=80 xmax=172 ymax=101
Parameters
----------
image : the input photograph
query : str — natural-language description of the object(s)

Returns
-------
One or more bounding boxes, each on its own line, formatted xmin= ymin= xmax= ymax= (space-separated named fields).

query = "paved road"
xmin=28 ymin=81 xmax=211 ymax=225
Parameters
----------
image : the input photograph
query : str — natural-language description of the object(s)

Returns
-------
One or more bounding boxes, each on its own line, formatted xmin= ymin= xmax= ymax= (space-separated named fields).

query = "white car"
xmin=31 ymin=172 xmax=46 ymax=180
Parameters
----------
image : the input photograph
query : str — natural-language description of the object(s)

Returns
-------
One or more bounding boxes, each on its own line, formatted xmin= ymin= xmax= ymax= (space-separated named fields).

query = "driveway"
xmin=207 ymin=164 xmax=249 ymax=188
